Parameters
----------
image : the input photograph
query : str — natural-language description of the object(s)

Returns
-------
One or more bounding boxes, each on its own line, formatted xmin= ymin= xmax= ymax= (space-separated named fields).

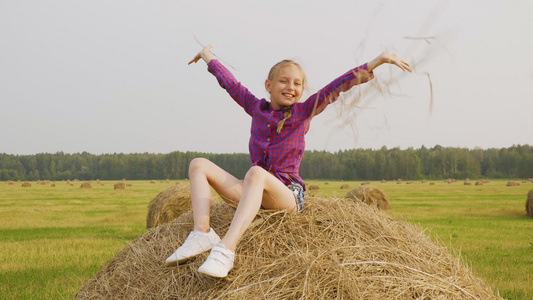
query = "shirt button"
xmin=267 ymin=124 xmax=270 ymax=128
xmin=267 ymin=138 xmax=270 ymax=141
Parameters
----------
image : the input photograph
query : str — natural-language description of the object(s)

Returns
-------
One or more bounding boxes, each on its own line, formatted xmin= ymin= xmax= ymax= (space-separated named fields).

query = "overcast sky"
xmin=1 ymin=0 xmax=531 ymax=155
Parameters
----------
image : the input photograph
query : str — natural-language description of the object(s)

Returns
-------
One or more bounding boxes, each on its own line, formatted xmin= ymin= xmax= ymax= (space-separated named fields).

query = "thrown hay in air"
xmin=114 ymin=182 xmax=126 ymax=190
xmin=526 ymin=189 xmax=533 ymax=217
xmin=21 ymin=182 xmax=31 ymax=188
xmin=80 ymin=182 xmax=92 ymax=188
xmin=77 ymin=197 xmax=500 ymax=300
xmin=146 ymin=184 xmax=194 ymax=229
xmin=345 ymin=185 xmax=391 ymax=210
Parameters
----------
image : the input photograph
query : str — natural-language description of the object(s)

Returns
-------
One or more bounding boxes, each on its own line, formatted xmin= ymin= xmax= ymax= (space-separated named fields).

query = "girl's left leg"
xmin=198 ymin=166 xmax=297 ymax=277
xmin=221 ymin=166 xmax=297 ymax=251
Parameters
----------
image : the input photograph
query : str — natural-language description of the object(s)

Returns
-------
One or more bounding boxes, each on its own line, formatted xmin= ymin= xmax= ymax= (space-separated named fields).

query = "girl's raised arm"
xmin=188 ymin=45 xmax=215 ymax=65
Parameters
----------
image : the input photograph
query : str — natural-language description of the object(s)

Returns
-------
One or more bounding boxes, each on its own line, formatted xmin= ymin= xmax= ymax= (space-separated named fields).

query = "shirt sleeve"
xmin=207 ymin=59 xmax=261 ymax=116
xmin=300 ymin=63 xmax=374 ymax=119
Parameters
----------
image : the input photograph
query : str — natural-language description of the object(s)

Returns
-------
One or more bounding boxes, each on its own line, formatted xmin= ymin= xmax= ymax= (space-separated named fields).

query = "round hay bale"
xmin=114 ymin=182 xmax=126 ymax=190
xmin=526 ymin=189 xmax=533 ymax=217
xmin=146 ymin=184 xmax=193 ymax=229
xmin=76 ymin=198 xmax=500 ymax=300
xmin=80 ymin=182 xmax=92 ymax=188
xmin=381 ymin=180 xmax=387 ymax=183
xmin=150 ymin=180 xmax=156 ymax=184
xmin=21 ymin=182 xmax=31 ymax=188
xmin=506 ymin=181 xmax=520 ymax=187
xmin=7 ymin=181 xmax=15 ymax=185
xmin=308 ymin=185 xmax=320 ymax=190
xmin=51 ymin=184 xmax=56 ymax=187
xmin=464 ymin=181 xmax=472 ymax=185
xmin=340 ymin=184 xmax=350 ymax=189
xmin=324 ymin=182 xmax=329 ymax=185
xmin=345 ymin=185 xmax=391 ymax=210
xmin=430 ymin=182 xmax=435 ymax=185
xmin=475 ymin=181 xmax=484 ymax=186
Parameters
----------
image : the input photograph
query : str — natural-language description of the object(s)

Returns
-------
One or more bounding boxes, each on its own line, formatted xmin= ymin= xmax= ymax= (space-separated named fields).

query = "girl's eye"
xmin=295 ymin=82 xmax=302 ymax=86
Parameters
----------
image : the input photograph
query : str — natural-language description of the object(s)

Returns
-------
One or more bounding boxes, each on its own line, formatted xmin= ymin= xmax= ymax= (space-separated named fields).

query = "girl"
xmin=165 ymin=45 xmax=411 ymax=278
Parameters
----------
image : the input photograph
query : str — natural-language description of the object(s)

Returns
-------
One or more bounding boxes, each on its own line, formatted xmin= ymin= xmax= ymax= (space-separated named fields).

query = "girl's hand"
xmin=368 ymin=52 xmax=412 ymax=72
xmin=188 ymin=45 xmax=215 ymax=65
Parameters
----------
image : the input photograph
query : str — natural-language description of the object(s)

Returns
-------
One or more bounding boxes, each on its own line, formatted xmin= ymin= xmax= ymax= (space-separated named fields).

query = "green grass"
xmin=1 ymin=179 xmax=532 ymax=299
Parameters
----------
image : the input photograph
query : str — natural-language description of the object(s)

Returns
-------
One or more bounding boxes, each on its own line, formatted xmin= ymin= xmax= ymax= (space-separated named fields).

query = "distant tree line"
xmin=0 ymin=145 xmax=531 ymax=181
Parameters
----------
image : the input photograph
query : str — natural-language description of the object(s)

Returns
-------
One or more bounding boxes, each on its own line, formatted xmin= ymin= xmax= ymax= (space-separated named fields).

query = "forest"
xmin=0 ymin=145 xmax=531 ymax=181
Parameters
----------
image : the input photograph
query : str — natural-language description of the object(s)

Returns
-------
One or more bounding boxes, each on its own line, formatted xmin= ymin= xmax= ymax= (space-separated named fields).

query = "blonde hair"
xmin=267 ymin=60 xmax=306 ymax=133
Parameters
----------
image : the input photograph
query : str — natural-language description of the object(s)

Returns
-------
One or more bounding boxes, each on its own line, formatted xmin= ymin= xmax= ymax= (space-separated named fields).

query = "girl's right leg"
xmin=166 ymin=158 xmax=243 ymax=266
xmin=189 ymin=158 xmax=243 ymax=232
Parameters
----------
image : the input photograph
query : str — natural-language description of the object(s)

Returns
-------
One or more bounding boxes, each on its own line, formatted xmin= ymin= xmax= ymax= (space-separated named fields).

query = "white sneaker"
xmin=198 ymin=243 xmax=235 ymax=278
xmin=165 ymin=228 xmax=221 ymax=266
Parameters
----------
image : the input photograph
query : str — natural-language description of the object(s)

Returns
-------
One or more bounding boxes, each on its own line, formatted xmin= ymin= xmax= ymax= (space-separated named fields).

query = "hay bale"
xmin=506 ymin=181 xmax=520 ymax=187
xmin=340 ymin=184 xmax=350 ymax=189
xmin=381 ymin=180 xmax=387 ymax=183
xmin=345 ymin=185 xmax=391 ymax=210
xmin=475 ymin=181 xmax=484 ymax=186
xmin=150 ymin=180 xmax=156 ymax=184
xmin=527 ymin=189 xmax=533 ymax=217
xmin=80 ymin=182 xmax=92 ymax=188
xmin=464 ymin=181 xmax=472 ymax=185
xmin=21 ymin=182 xmax=31 ymax=188
xmin=146 ymin=184 xmax=193 ymax=229
xmin=51 ymin=184 xmax=56 ymax=187
xmin=7 ymin=180 xmax=15 ymax=185
xmin=430 ymin=182 xmax=435 ymax=185
xmin=77 ymin=198 xmax=500 ymax=300
xmin=114 ymin=182 xmax=126 ymax=190
xmin=308 ymin=185 xmax=320 ymax=190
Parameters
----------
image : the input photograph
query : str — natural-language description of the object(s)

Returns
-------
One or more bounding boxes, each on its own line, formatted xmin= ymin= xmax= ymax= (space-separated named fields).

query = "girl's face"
xmin=265 ymin=64 xmax=304 ymax=110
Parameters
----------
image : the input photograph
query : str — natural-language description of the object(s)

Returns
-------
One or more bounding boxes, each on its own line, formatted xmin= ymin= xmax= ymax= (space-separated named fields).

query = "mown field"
xmin=0 ymin=179 xmax=532 ymax=299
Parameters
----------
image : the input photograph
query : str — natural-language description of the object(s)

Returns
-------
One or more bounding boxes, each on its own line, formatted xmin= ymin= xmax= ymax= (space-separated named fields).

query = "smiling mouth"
xmin=282 ymin=93 xmax=294 ymax=99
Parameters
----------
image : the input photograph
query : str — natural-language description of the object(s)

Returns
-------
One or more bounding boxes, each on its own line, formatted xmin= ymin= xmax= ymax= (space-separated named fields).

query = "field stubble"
xmin=0 ymin=179 xmax=532 ymax=299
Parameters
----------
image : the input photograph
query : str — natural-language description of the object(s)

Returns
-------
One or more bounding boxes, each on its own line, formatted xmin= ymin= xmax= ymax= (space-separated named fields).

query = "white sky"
xmin=1 ymin=0 xmax=532 ymax=155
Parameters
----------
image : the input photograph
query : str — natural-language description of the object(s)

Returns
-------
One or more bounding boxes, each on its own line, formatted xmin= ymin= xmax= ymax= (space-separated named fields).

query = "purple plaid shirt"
xmin=208 ymin=59 xmax=373 ymax=189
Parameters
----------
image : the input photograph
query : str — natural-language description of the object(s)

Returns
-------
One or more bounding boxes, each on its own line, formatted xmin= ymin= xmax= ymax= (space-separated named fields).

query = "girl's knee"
xmin=244 ymin=166 xmax=267 ymax=182
xmin=189 ymin=157 xmax=211 ymax=175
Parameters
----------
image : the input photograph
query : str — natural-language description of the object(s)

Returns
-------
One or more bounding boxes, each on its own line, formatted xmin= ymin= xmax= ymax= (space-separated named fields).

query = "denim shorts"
xmin=288 ymin=182 xmax=305 ymax=212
